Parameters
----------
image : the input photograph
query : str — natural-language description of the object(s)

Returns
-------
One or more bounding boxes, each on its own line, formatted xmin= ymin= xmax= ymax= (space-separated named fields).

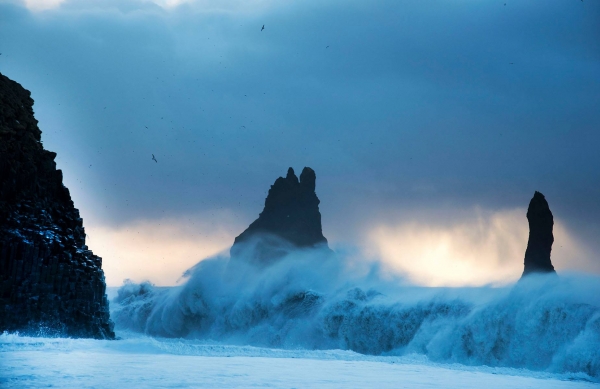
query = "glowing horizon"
xmin=86 ymin=206 xmax=596 ymax=287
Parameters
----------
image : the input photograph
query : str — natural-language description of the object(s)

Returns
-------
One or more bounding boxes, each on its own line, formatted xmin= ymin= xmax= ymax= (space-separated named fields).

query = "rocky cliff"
xmin=0 ymin=72 xmax=114 ymax=338
xmin=231 ymin=167 xmax=330 ymax=263
xmin=521 ymin=191 xmax=556 ymax=277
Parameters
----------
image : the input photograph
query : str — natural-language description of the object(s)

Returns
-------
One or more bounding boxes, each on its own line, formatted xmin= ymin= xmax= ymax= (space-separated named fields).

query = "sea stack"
xmin=231 ymin=167 xmax=330 ymax=263
xmin=0 ymin=73 xmax=114 ymax=338
xmin=521 ymin=191 xmax=556 ymax=277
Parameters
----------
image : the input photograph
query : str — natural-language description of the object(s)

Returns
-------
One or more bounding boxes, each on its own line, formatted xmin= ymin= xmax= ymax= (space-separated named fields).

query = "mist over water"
xmin=111 ymin=238 xmax=600 ymax=381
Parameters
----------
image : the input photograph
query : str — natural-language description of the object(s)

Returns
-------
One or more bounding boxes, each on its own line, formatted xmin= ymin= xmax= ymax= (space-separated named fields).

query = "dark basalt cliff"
xmin=231 ymin=167 xmax=330 ymax=263
xmin=521 ymin=191 xmax=556 ymax=277
xmin=0 ymin=73 xmax=114 ymax=338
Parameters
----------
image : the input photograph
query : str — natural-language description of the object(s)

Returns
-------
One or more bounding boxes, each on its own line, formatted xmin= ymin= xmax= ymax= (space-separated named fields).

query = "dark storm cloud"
xmin=1 ymin=0 xmax=599 ymax=249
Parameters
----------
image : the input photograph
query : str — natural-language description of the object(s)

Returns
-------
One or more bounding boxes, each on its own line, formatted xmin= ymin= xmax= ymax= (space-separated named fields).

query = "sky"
xmin=1 ymin=0 xmax=599 ymax=286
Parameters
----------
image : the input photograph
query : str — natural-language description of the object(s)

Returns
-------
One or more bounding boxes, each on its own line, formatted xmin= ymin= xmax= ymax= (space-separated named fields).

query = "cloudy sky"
xmin=1 ymin=0 xmax=599 ymax=286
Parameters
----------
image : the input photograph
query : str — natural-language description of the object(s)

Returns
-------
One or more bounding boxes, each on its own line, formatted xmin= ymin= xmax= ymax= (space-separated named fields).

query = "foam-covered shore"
xmin=1 ymin=332 xmax=597 ymax=388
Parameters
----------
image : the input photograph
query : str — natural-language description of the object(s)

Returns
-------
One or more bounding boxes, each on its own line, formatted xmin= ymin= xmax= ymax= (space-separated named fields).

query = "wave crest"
xmin=111 ymin=246 xmax=600 ymax=380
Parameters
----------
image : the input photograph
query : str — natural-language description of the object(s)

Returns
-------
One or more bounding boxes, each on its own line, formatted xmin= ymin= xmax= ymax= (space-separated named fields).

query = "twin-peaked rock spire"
xmin=231 ymin=167 xmax=329 ymax=262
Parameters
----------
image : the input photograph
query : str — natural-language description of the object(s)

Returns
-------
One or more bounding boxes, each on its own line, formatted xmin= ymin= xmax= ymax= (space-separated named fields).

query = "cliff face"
xmin=521 ymin=191 xmax=556 ymax=277
xmin=231 ymin=167 xmax=330 ymax=263
xmin=0 ymin=73 xmax=114 ymax=338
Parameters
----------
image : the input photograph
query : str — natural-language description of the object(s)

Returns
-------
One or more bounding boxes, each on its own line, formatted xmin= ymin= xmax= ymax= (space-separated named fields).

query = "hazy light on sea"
xmin=368 ymin=208 xmax=590 ymax=286
xmin=85 ymin=206 xmax=593 ymax=287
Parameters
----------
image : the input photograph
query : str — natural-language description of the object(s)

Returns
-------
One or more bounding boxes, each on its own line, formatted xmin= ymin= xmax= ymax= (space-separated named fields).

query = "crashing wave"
xmin=111 ymin=241 xmax=600 ymax=381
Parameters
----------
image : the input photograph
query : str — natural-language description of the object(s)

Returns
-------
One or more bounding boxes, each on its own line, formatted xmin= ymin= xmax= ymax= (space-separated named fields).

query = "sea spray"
xmin=112 ymin=242 xmax=600 ymax=380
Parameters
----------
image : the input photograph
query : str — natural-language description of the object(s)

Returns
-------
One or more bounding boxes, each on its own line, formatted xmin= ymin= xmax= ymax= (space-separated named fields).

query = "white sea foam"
xmin=110 ymin=241 xmax=600 ymax=382
xmin=1 ymin=331 xmax=597 ymax=388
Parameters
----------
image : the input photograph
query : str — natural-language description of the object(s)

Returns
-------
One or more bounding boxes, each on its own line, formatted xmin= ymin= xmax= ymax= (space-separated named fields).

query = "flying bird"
xmin=152 ymin=154 xmax=157 ymax=163
xmin=326 ymin=46 xmax=329 ymax=49
xmin=261 ymin=25 xmax=265 ymax=31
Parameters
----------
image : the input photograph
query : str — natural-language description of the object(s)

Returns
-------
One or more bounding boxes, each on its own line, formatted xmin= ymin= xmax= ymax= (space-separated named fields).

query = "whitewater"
xmin=2 ymin=244 xmax=599 ymax=387
xmin=1 ymin=332 xmax=597 ymax=388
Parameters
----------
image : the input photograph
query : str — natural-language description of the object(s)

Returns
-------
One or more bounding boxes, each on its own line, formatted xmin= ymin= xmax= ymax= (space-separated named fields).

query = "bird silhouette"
xmin=152 ymin=154 xmax=158 ymax=163
xmin=326 ymin=46 xmax=329 ymax=48
xmin=261 ymin=25 xmax=265 ymax=31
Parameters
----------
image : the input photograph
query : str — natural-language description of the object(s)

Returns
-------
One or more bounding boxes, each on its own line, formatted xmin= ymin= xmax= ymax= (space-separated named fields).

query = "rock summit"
xmin=231 ymin=167 xmax=330 ymax=263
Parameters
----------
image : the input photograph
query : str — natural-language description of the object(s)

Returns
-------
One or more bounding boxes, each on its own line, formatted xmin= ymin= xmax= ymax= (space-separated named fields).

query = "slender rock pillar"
xmin=521 ymin=191 xmax=556 ymax=277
